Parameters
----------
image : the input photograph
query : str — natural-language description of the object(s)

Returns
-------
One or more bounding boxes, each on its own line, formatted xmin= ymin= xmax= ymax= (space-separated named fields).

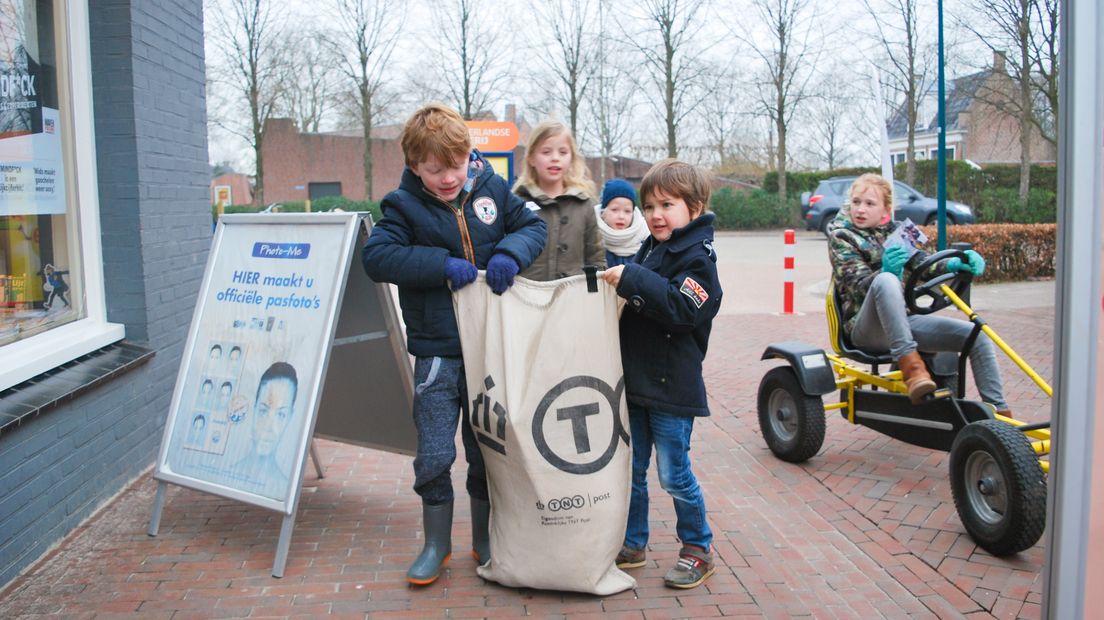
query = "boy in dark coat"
xmin=362 ymin=103 xmax=547 ymax=585
xmin=600 ymin=159 xmax=723 ymax=589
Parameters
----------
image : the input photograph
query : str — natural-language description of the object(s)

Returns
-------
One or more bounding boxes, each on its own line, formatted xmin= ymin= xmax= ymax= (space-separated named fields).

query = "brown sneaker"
xmin=664 ymin=545 xmax=715 ymax=589
xmin=615 ymin=545 xmax=646 ymax=569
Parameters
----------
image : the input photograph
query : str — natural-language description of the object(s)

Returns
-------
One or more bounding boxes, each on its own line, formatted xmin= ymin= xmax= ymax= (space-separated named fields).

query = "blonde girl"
xmin=513 ymin=119 xmax=605 ymax=280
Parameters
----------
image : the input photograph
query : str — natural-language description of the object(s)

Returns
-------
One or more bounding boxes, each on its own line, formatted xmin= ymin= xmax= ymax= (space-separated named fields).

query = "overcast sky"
xmin=205 ymin=0 xmax=995 ymax=173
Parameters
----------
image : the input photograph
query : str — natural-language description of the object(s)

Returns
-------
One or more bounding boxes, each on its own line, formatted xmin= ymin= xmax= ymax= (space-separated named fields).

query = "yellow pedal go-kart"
xmin=756 ymin=249 xmax=1049 ymax=556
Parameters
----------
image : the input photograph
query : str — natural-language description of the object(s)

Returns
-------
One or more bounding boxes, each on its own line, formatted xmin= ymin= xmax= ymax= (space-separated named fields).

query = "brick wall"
xmin=263 ymin=119 xmax=405 ymax=203
xmin=210 ymin=173 xmax=254 ymax=206
xmin=958 ymin=73 xmax=1058 ymax=165
xmin=262 ymin=120 xmax=658 ymax=204
xmin=0 ymin=0 xmax=209 ymax=588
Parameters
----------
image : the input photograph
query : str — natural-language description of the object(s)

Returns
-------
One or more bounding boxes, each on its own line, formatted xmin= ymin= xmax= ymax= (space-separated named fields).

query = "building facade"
xmin=0 ymin=0 xmax=209 ymax=588
xmin=887 ymin=53 xmax=1057 ymax=166
xmin=261 ymin=112 xmax=659 ymax=205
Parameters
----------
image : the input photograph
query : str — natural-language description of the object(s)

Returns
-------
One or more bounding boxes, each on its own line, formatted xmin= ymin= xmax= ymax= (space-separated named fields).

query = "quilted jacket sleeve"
xmin=361 ymin=193 xmax=451 ymax=288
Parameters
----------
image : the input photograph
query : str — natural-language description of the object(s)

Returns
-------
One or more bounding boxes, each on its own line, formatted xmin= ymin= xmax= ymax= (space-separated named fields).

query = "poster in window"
xmin=0 ymin=2 xmax=66 ymax=216
xmin=156 ymin=214 xmax=357 ymax=512
xmin=214 ymin=185 xmax=232 ymax=209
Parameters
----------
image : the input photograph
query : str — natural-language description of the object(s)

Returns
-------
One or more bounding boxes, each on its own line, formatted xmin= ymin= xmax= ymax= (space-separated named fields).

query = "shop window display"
xmin=1 ymin=0 xmax=82 ymax=347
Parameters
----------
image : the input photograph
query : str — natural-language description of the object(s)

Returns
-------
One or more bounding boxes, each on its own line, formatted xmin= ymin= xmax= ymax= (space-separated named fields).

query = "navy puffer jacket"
xmin=362 ymin=152 xmax=547 ymax=357
xmin=617 ymin=214 xmax=722 ymax=417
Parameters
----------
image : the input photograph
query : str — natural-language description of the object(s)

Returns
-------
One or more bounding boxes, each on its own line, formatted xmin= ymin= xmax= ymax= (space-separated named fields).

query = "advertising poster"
xmin=483 ymin=156 xmax=511 ymax=183
xmin=214 ymin=185 xmax=232 ymax=210
xmin=0 ymin=2 xmax=66 ymax=217
xmin=156 ymin=214 xmax=357 ymax=513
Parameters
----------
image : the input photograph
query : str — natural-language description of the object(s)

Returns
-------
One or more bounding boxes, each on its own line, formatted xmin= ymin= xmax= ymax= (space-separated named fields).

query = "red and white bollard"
xmin=783 ymin=229 xmax=795 ymax=314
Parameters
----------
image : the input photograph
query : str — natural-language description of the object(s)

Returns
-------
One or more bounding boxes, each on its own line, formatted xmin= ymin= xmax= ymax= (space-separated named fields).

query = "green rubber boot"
xmin=406 ymin=501 xmax=453 ymax=585
xmin=471 ymin=497 xmax=491 ymax=566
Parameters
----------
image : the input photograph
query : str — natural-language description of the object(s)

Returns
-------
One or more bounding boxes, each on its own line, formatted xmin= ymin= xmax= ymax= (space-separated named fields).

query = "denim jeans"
xmin=851 ymin=272 xmax=1009 ymax=410
xmin=411 ymin=356 xmax=488 ymax=504
xmin=624 ymin=406 xmax=712 ymax=551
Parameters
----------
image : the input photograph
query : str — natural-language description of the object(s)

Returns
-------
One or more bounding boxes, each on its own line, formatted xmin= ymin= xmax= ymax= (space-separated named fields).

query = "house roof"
xmin=886 ymin=70 xmax=988 ymax=139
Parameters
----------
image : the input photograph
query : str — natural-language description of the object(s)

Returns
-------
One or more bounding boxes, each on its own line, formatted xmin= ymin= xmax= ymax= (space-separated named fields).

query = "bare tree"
xmin=587 ymin=65 xmax=636 ymax=183
xmin=414 ymin=0 xmax=510 ymax=120
xmin=328 ymin=0 xmax=403 ymax=200
xmin=698 ymin=67 xmax=754 ymax=171
xmin=734 ymin=0 xmax=819 ymax=203
xmin=206 ymin=0 xmax=288 ymax=205
xmin=862 ymin=0 xmax=936 ymax=186
xmin=279 ymin=32 xmax=337 ymax=134
xmin=533 ymin=0 xmax=599 ymax=136
xmin=586 ymin=0 xmax=637 ymax=181
xmin=806 ymin=88 xmax=851 ymax=170
xmin=1029 ymin=0 xmax=1058 ymax=145
xmin=624 ymin=0 xmax=712 ymax=158
xmin=959 ymin=0 xmax=1059 ymax=202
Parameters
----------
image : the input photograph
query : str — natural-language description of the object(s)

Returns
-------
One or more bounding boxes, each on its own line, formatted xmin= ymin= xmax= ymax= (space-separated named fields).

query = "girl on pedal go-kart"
xmin=826 ymin=173 xmax=1012 ymax=416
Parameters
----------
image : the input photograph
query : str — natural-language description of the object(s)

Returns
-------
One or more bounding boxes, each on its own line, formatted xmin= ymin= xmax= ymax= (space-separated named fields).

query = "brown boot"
xmin=898 ymin=351 xmax=937 ymax=404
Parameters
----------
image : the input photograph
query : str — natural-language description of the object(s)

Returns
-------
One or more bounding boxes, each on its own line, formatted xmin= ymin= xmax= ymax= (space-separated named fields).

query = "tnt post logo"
xmin=470 ymin=375 xmax=508 ymax=454
xmin=532 ymin=376 xmax=629 ymax=475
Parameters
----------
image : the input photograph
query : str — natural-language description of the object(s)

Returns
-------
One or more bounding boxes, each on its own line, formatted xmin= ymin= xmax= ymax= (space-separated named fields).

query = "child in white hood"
xmin=596 ymin=179 xmax=649 ymax=266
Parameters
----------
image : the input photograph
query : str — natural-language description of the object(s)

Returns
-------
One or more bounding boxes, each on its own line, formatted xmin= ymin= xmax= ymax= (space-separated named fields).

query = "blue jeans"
xmin=851 ymin=272 xmax=1009 ymax=410
xmin=411 ymin=356 xmax=488 ymax=504
xmin=624 ymin=406 xmax=712 ymax=551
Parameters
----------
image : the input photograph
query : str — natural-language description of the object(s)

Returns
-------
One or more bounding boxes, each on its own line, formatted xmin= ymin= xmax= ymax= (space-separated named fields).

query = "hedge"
xmin=763 ymin=167 xmax=878 ymax=195
xmin=917 ymin=223 xmax=1055 ymax=282
xmin=762 ymin=160 xmax=1059 ymax=225
xmin=974 ymin=188 xmax=1056 ymax=224
xmin=710 ymin=188 xmax=802 ymax=229
xmin=211 ymin=197 xmax=382 ymax=224
xmin=900 ymin=160 xmax=1056 ymax=220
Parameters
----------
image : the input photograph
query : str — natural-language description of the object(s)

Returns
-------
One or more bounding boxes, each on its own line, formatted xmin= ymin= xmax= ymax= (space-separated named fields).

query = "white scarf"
xmin=594 ymin=204 xmax=649 ymax=257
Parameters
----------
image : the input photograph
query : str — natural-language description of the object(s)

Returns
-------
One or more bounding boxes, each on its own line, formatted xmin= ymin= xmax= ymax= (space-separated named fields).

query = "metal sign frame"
xmin=148 ymin=212 xmax=358 ymax=576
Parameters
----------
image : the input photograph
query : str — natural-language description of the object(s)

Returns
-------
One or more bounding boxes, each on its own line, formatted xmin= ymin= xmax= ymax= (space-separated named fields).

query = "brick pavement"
xmin=0 ymin=306 xmax=1053 ymax=619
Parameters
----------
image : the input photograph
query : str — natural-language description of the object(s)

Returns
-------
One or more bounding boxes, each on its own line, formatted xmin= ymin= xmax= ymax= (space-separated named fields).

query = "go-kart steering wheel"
xmin=904 ymin=248 xmax=973 ymax=315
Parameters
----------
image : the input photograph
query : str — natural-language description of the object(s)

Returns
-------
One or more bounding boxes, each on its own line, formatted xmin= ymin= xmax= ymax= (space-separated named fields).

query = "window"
xmin=0 ymin=1 xmax=123 ymax=390
xmin=891 ymin=153 xmax=905 ymax=165
xmin=307 ymin=182 xmax=341 ymax=201
xmin=0 ymin=1 xmax=78 ymax=345
xmin=929 ymin=146 xmax=956 ymax=160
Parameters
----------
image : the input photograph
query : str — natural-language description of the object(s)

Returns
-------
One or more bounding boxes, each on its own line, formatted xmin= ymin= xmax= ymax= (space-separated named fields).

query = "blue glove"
xmin=946 ymin=250 xmax=986 ymax=276
xmin=485 ymin=253 xmax=519 ymax=295
xmin=881 ymin=245 xmax=909 ymax=279
xmin=444 ymin=257 xmax=477 ymax=291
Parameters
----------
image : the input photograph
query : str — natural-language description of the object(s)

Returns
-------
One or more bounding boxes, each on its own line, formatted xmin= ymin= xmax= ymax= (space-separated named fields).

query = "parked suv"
xmin=801 ymin=176 xmax=975 ymax=234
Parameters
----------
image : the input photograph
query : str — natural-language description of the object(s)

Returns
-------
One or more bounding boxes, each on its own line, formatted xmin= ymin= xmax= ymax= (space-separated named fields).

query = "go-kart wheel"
xmin=904 ymin=248 xmax=973 ymax=315
xmin=757 ymin=366 xmax=825 ymax=463
xmin=949 ymin=420 xmax=1046 ymax=556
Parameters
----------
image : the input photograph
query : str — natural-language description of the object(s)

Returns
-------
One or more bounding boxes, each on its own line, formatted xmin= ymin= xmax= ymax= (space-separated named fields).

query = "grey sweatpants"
xmin=850 ymin=272 xmax=1009 ymax=410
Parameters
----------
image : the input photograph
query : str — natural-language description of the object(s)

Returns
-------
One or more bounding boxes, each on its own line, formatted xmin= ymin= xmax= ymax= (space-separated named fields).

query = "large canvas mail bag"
xmin=453 ymin=274 xmax=635 ymax=595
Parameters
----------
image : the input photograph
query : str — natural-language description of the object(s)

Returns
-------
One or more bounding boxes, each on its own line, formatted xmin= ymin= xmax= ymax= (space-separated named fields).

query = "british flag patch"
xmin=680 ymin=277 xmax=709 ymax=308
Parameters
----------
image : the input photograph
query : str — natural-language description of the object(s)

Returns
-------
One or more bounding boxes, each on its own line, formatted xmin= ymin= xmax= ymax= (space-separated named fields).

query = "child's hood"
xmin=514 ymin=182 xmax=592 ymax=207
xmin=398 ymin=149 xmax=497 ymax=204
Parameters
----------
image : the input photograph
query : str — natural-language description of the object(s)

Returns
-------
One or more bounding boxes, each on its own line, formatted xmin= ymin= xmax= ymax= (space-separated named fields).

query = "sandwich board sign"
xmin=149 ymin=212 xmax=415 ymax=576
xmin=312 ymin=217 xmax=416 ymax=454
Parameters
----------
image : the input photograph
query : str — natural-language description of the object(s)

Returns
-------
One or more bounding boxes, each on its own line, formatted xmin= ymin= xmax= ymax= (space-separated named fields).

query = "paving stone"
xmin=0 ymin=302 xmax=1052 ymax=618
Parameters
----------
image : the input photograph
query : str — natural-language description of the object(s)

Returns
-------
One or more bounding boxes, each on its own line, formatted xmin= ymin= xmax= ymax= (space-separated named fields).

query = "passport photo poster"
xmin=156 ymin=214 xmax=356 ymax=513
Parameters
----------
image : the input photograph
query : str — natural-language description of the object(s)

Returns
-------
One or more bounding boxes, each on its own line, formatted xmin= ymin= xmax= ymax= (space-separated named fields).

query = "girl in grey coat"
xmin=514 ymin=119 xmax=606 ymax=280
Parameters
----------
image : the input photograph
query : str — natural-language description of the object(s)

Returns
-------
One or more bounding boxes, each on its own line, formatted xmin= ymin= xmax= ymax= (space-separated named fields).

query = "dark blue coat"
xmin=362 ymin=152 xmax=547 ymax=357
xmin=616 ymin=214 xmax=722 ymax=417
